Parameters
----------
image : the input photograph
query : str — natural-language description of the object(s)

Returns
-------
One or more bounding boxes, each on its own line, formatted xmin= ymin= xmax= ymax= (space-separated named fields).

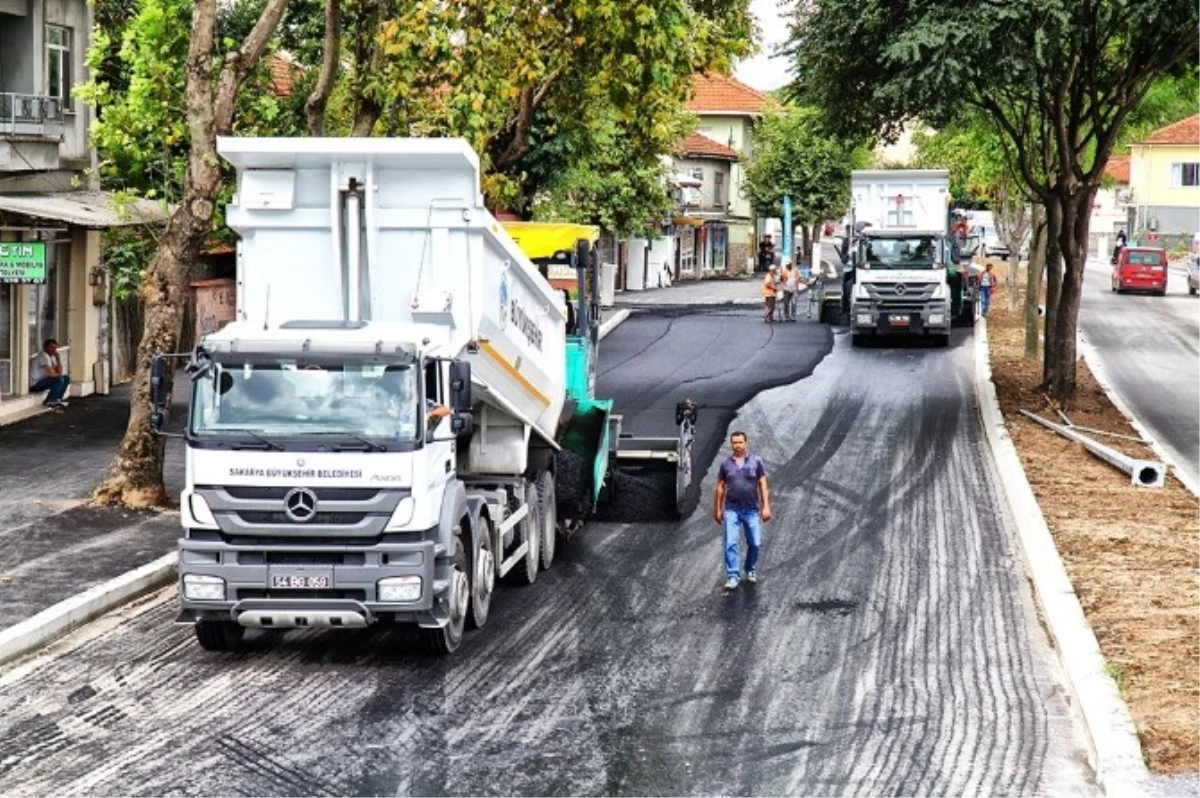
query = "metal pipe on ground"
xmin=1019 ymin=410 xmax=1166 ymax=488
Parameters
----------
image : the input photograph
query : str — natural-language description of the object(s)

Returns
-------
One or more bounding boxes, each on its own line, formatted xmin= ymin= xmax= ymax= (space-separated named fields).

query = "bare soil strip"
xmin=986 ymin=300 xmax=1198 ymax=773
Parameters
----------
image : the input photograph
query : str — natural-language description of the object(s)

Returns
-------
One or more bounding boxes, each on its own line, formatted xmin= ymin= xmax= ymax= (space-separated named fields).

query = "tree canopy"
xmin=741 ymin=106 xmax=867 ymax=225
xmin=784 ymin=0 xmax=1199 ymax=400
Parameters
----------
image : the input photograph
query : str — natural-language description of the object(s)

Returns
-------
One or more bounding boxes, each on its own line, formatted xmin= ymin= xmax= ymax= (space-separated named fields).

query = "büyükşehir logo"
xmin=499 ymin=275 xmax=509 ymax=330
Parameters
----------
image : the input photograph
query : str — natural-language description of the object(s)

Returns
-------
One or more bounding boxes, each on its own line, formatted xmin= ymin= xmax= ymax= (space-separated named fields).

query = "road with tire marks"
xmin=0 ymin=305 xmax=1096 ymax=796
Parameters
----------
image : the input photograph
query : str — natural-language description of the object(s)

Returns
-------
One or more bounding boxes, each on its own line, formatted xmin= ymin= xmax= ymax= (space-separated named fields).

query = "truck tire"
xmin=420 ymin=535 xmax=468 ymax=655
xmin=935 ymin=332 xmax=951 ymax=348
xmin=194 ymin=620 xmax=244 ymax=652
xmin=536 ymin=471 xmax=557 ymax=571
xmin=468 ymin=518 xmax=495 ymax=630
xmin=508 ymin=483 xmax=540 ymax=586
xmin=851 ymin=333 xmax=865 ymax=348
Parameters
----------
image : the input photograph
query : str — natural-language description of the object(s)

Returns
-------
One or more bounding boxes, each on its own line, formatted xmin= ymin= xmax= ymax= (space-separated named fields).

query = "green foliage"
xmin=741 ymin=106 xmax=867 ymax=224
xmin=81 ymin=0 xmax=309 ymax=291
xmin=911 ymin=118 xmax=1010 ymax=208
xmin=529 ymin=115 xmax=674 ymax=238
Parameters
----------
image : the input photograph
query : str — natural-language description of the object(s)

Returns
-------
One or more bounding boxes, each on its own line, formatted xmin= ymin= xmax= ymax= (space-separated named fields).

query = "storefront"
xmin=0 ymin=191 xmax=167 ymax=424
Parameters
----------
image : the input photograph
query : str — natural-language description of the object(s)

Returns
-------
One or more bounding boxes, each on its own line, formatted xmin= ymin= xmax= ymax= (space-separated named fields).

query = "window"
xmin=45 ymin=25 xmax=72 ymax=110
xmin=690 ymin=167 xmax=704 ymax=182
xmin=1170 ymin=162 xmax=1200 ymax=187
xmin=714 ymin=171 xmax=726 ymax=208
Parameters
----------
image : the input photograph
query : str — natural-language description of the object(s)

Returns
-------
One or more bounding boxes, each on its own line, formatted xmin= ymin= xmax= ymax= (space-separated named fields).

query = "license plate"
xmin=889 ymin=314 xmax=910 ymax=326
xmin=271 ymin=574 xmax=331 ymax=589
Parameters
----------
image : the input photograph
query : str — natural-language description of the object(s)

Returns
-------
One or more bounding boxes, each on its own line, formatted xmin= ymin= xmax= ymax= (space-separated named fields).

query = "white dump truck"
xmin=151 ymin=138 xmax=695 ymax=655
xmin=840 ymin=169 xmax=968 ymax=346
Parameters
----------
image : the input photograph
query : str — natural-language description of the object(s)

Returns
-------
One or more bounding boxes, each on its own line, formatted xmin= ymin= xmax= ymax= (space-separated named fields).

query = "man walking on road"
xmin=780 ymin=261 xmax=799 ymax=321
xmin=979 ymin=263 xmax=995 ymax=317
xmin=714 ymin=431 xmax=771 ymax=590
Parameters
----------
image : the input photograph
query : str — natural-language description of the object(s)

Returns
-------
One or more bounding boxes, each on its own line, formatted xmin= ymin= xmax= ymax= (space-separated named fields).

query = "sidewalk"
xmin=0 ymin=385 xmax=186 ymax=663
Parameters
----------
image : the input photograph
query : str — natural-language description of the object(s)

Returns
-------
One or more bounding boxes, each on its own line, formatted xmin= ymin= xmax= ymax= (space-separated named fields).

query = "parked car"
xmin=1111 ymin=246 xmax=1169 ymax=295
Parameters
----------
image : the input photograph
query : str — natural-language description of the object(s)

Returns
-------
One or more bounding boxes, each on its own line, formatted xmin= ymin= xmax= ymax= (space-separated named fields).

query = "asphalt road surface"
xmin=0 ymin=307 xmax=1097 ymax=796
xmin=1079 ymin=259 xmax=1199 ymax=486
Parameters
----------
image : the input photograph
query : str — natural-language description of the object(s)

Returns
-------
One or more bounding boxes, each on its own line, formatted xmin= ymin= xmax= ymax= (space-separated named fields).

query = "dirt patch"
xmin=986 ymin=298 xmax=1199 ymax=774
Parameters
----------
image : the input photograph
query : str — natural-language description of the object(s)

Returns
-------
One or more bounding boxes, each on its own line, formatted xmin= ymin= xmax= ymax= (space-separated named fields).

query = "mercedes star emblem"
xmin=894 ymin=283 xmax=908 ymax=295
xmin=283 ymin=487 xmax=318 ymax=523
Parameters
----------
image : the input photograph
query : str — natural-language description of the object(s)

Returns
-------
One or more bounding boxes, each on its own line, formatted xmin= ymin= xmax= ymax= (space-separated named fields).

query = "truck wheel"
xmin=468 ymin=519 xmax=495 ymax=630
xmin=508 ymin=483 xmax=540 ymax=585
xmin=935 ymin=332 xmax=951 ymax=348
xmin=420 ymin=535 xmax=468 ymax=655
xmin=194 ymin=620 xmax=244 ymax=652
xmin=536 ymin=472 xmax=557 ymax=570
xmin=851 ymin=333 xmax=864 ymax=348
xmin=1190 ymin=283 xmax=1197 ymax=296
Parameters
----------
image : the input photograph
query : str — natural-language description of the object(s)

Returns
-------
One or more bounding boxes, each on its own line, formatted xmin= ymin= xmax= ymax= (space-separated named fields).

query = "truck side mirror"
xmin=448 ymin=361 xmax=472 ymax=412
xmin=149 ymin=356 xmax=170 ymax=432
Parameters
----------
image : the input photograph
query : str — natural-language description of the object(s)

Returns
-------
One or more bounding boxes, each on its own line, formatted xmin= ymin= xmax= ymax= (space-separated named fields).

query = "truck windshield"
xmin=190 ymin=360 xmax=420 ymax=441
xmin=861 ymin=236 xmax=940 ymax=269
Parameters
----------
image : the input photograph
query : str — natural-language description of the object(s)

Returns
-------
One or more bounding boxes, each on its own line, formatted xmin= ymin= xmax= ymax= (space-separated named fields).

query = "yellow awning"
xmin=502 ymin=221 xmax=600 ymax=261
xmin=671 ymin=216 xmax=706 ymax=227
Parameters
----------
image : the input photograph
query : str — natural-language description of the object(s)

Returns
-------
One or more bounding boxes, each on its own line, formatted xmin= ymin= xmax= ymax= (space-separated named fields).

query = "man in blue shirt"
xmin=714 ymin=431 xmax=772 ymax=590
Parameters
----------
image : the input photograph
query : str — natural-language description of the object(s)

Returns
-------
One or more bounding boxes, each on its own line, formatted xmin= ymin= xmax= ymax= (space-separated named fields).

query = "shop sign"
xmin=0 ymin=242 xmax=46 ymax=284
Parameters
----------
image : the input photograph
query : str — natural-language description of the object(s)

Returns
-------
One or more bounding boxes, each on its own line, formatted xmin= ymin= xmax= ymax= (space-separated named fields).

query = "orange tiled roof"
xmin=686 ymin=72 xmax=771 ymax=114
xmin=1104 ymin=155 xmax=1130 ymax=183
xmin=268 ymin=53 xmax=299 ymax=97
xmin=1136 ymin=114 xmax=1199 ymax=146
xmin=675 ymin=132 xmax=740 ymax=160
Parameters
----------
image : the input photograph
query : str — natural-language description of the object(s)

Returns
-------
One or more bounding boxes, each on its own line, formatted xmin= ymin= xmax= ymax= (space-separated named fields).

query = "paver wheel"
xmin=194 ymin=620 xmax=245 ymax=652
xmin=419 ymin=535 xmax=468 ymax=655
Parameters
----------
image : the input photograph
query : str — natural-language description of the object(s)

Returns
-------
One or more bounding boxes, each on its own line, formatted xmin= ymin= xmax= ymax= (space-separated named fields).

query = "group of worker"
xmin=760 ymin=260 xmax=819 ymax=323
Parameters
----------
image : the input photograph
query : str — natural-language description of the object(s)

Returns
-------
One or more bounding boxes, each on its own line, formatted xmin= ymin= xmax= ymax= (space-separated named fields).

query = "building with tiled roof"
xmin=660 ymin=72 xmax=770 ymax=281
xmin=686 ymin=72 xmax=771 ymax=116
xmin=1104 ymin=155 xmax=1130 ymax=184
xmin=1128 ymin=115 xmax=1199 ymax=240
xmin=675 ymin=133 xmax=740 ymax=161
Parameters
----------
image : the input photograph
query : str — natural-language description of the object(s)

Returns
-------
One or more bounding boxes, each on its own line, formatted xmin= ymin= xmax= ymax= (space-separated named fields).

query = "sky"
xmin=734 ymin=0 xmax=794 ymax=92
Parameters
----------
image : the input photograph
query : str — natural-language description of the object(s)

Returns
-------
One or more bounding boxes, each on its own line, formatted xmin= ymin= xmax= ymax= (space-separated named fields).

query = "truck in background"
xmin=832 ymin=169 xmax=976 ymax=346
xmin=151 ymin=138 xmax=694 ymax=656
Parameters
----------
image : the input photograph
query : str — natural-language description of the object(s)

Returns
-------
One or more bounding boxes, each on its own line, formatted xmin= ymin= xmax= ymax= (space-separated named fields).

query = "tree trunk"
xmin=1006 ymin=251 xmax=1021 ymax=311
xmin=799 ymin=223 xmax=811 ymax=266
xmin=305 ymin=0 xmax=340 ymax=136
xmin=93 ymin=0 xmax=289 ymax=508
xmin=1046 ymin=187 xmax=1097 ymax=402
xmin=1042 ymin=198 xmax=1063 ymax=385
xmin=1024 ymin=203 xmax=1047 ymax=360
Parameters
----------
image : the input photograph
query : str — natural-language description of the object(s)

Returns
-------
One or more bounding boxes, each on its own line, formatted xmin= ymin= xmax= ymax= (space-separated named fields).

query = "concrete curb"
xmin=0 ymin=553 xmax=176 ymax=668
xmin=598 ymin=309 xmax=631 ymax=340
xmin=1077 ymin=334 xmax=1200 ymax=498
xmin=973 ymin=319 xmax=1151 ymax=796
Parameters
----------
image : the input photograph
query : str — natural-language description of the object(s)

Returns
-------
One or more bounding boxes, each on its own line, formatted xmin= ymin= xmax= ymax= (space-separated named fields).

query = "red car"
xmin=1111 ymin=246 xmax=1168 ymax=295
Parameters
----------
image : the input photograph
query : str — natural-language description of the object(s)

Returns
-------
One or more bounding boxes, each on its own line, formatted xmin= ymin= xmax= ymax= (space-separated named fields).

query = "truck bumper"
xmin=175 ymin=534 xmax=443 ymax=627
xmin=850 ymin=302 xmax=951 ymax=336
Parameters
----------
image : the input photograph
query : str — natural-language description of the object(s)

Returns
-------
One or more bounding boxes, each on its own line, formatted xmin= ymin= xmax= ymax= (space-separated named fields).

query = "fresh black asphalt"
xmin=0 ymin=307 xmax=1097 ymax=796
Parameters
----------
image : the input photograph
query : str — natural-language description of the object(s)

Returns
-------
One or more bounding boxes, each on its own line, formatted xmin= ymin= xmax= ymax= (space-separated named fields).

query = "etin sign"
xmin=0 ymin=242 xmax=47 ymax=284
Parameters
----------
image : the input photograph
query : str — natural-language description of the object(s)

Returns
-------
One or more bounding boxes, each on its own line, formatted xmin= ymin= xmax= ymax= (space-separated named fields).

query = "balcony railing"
xmin=0 ymin=92 xmax=65 ymax=137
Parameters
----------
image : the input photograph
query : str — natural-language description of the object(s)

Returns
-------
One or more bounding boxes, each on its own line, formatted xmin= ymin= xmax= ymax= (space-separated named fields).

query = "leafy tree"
xmin=741 ymin=106 xmax=867 ymax=258
xmin=786 ymin=0 xmax=1198 ymax=401
xmin=529 ymin=115 xmax=675 ymax=238
xmin=91 ymin=0 xmax=290 ymax=507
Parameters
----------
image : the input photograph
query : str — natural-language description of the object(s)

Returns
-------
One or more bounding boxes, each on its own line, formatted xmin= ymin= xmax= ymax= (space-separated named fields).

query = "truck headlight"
xmin=378 ymin=576 xmax=422 ymax=603
xmin=856 ymin=313 xmax=873 ymax=325
xmin=931 ymin=283 xmax=947 ymax=300
xmin=186 ymin=493 xmax=219 ymax=529
xmin=182 ymin=574 xmax=226 ymax=601
xmin=853 ymin=283 xmax=870 ymax=300
xmin=384 ymin=496 xmax=416 ymax=530
xmin=929 ymin=313 xmax=945 ymax=325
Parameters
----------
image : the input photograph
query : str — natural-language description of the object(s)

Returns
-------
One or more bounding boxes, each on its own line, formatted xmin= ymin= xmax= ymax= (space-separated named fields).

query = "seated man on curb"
xmin=30 ymin=339 xmax=70 ymax=409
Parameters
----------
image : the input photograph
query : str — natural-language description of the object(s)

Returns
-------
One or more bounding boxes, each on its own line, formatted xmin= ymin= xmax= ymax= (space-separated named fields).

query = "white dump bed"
xmin=849 ymin=169 xmax=950 ymax=233
xmin=216 ymin=137 xmax=567 ymax=445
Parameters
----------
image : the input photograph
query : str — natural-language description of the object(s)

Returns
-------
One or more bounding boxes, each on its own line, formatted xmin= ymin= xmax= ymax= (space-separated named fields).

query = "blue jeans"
xmin=979 ymin=285 xmax=992 ymax=315
xmin=723 ymin=507 xmax=762 ymax=579
xmin=32 ymin=375 xmax=70 ymax=402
